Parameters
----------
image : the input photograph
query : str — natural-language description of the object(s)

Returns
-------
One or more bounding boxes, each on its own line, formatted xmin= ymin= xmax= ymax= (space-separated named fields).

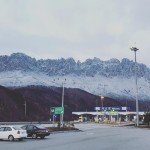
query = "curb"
xmin=50 ymin=129 xmax=82 ymax=134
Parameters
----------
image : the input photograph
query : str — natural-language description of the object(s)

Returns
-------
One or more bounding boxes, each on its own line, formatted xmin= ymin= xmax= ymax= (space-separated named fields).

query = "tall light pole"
xmin=100 ymin=96 xmax=104 ymax=121
xmin=100 ymin=96 xmax=104 ymax=108
xmin=130 ymin=47 xmax=139 ymax=126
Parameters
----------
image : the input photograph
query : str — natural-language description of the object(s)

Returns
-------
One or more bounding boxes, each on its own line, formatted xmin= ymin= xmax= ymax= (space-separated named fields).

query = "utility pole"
xmin=123 ymin=89 xmax=130 ymax=121
xmin=61 ymin=81 xmax=65 ymax=127
xmin=52 ymin=78 xmax=66 ymax=127
xmin=24 ymin=101 xmax=27 ymax=118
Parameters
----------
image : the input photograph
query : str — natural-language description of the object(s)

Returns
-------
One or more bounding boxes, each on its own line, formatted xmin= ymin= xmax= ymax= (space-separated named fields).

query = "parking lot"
xmin=1 ymin=123 xmax=150 ymax=150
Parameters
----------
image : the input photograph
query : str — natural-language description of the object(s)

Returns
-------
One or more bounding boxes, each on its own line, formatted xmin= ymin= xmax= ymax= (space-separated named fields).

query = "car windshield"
xmin=35 ymin=125 xmax=46 ymax=129
xmin=13 ymin=127 xmax=22 ymax=130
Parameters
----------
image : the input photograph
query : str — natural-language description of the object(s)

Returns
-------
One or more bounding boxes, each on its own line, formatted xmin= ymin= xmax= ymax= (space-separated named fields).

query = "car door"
xmin=26 ymin=125 xmax=34 ymax=137
xmin=4 ymin=127 xmax=13 ymax=139
xmin=0 ymin=127 xmax=5 ymax=139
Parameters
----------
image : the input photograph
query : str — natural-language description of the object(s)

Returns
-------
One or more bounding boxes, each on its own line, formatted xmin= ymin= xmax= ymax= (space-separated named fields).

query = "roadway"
xmin=1 ymin=123 xmax=150 ymax=150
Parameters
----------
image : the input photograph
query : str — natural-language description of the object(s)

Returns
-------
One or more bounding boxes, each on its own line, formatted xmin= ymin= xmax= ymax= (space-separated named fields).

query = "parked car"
xmin=0 ymin=126 xmax=27 ymax=141
xmin=21 ymin=125 xmax=50 ymax=139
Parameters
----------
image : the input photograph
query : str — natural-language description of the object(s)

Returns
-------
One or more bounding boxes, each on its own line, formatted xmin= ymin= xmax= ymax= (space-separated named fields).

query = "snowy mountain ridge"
xmin=0 ymin=53 xmax=150 ymax=100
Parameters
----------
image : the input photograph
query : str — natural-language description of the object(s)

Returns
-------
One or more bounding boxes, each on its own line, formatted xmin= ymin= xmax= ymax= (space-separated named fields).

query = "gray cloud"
xmin=0 ymin=0 xmax=149 ymax=66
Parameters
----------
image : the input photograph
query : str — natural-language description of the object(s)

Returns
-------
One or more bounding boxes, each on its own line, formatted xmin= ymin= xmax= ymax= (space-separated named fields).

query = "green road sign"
xmin=50 ymin=107 xmax=55 ymax=115
xmin=50 ymin=107 xmax=64 ymax=115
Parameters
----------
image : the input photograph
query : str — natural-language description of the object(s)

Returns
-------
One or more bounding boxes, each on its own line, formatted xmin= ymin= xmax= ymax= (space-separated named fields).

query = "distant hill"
xmin=0 ymin=85 xmax=150 ymax=122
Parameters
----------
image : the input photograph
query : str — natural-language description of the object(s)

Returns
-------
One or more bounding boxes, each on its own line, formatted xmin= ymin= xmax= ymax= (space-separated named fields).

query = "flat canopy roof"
xmin=72 ymin=111 xmax=145 ymax=116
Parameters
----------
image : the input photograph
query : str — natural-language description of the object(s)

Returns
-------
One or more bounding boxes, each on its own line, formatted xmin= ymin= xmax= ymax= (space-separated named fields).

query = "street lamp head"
xmin=130 ymin=47 xmax=139 ymax=52
xmin=100 ymin=96 xmax=104 ymax=99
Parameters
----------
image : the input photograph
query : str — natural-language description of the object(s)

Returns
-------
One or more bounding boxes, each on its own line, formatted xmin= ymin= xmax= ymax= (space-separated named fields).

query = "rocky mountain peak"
xmin=0 ymin=53 xmax=149 ymax=78
xmin=0 ymin=53 xmax=150 ymax=100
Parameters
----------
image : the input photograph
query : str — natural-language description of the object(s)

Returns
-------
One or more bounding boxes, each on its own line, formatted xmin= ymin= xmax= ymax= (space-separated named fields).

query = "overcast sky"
xmin=0 ymin=0 xmax=150 ymax=66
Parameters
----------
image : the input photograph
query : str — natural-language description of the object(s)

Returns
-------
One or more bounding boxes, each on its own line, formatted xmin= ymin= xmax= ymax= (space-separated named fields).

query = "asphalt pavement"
xmin=1 ymin=123 xmax=150 ymax=150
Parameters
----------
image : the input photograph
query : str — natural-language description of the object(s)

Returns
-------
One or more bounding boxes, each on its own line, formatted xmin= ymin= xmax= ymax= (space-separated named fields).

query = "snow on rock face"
xmin=0 ymin=53 xmax=150 ymax=100
xmin=0 ymin=70 xmax=150 ymax=101
xmin=0 ymin=53 xmax=150 ymax=78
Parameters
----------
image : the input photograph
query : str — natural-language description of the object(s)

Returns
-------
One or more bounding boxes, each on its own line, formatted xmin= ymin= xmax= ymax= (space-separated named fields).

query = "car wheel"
xmin=8 ymin=135 xmax=14 ymax=141
xmin=32 ymin=133 xmax=37 ymax=139
xmin=40 ymin=136 xmax=45 ymax=139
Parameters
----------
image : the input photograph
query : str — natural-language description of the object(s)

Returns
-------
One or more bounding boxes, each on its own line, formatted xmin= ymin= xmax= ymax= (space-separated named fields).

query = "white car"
xmin=0 ymin=125 xmax=27 ymax=141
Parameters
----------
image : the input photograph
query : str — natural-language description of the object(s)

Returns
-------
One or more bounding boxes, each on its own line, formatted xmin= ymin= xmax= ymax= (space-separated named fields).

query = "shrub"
xmin=143 ymin=112 xmax=150 ymax=126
